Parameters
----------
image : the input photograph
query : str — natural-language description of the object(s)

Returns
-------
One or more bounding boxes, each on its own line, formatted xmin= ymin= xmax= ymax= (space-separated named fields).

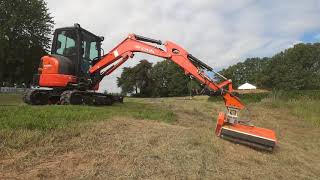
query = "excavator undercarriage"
xmin=24 ymin=24 xmax=277 ymax=150
xmin=23 ymin=88 xmax=121 ymax=105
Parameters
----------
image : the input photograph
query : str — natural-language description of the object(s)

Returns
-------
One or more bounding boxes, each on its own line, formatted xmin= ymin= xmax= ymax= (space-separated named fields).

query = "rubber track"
xmin=23 ymin=89 xmax=49 ymax=105
xmin=59 ymin=90 xmax=114 ymax=105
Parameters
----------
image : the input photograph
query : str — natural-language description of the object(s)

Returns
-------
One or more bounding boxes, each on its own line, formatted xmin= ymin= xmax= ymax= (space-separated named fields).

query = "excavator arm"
xmin=89 ymin=34 xmax=244 ymax=110
xmin=89 ymin=34 xmax=277 ymax=151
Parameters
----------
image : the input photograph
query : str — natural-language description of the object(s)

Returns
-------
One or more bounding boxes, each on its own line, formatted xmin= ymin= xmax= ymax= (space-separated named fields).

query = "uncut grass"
xmin=208 ymin=90 xmax=320 ymax=127
xmin=0 ymin=95 xmax=176 ymax=150
xmin=266 ymin=98 xmax=320 ymax=127
xmin=0 ymin=102 xmax=175 ymax=131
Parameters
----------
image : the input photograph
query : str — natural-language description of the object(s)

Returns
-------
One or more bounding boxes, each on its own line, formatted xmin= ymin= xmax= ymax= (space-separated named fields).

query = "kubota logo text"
xmin=135 ymin=45 xmax=155 ymax=54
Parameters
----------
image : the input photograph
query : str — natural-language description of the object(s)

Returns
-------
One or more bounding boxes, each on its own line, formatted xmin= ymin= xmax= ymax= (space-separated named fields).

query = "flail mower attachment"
xmin=215 ymin=112 xmax=277 ymax=151
xmin=215 ymin=94 xmax=277 ymax=151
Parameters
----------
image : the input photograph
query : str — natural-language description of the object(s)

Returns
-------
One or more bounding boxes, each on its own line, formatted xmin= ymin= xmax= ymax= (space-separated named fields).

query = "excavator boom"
xmin=89 ymin=34 xmax=244 ymax=110
xmin=89 ymin=34 xmax=277 ymax=151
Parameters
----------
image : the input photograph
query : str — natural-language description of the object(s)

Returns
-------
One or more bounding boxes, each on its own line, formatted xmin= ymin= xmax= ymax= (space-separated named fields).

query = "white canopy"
xmin=238 ymin=82 xmax=257 ymax=90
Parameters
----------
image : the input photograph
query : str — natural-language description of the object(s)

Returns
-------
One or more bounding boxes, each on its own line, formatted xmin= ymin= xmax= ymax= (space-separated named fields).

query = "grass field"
xmin=0 ymin=92 xmax=319 ymax=179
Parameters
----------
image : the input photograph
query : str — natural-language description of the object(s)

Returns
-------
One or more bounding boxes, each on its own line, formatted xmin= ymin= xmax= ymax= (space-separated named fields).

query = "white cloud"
xmin=45 ymin=0 xmax=320 ymax=92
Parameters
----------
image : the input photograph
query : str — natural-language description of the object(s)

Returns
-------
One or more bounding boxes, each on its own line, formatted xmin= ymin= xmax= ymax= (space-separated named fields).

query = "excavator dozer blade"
xmin=215 ymin=113 xmax=277 ymax=151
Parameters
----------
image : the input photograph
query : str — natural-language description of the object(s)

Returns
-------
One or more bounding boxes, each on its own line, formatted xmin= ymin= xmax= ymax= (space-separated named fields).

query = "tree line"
xmin=219 ymin=43 xmax=320 ymax=90
xmin=119 ymin=42 xmax=320 ymax=96
xmin=117 ymin=60 xmax=201 ymax=97
xmin=0 ymin=0 xmax=54 ymax=87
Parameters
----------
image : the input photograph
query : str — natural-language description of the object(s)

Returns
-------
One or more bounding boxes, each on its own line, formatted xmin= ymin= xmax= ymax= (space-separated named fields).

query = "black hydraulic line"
xmin=187 ymin=54 xmax=229 ymax=81
xmin=134 ymin=34 xmax=162 ymax=45
xmin=187 ymin=54 xmax=213 ymax=71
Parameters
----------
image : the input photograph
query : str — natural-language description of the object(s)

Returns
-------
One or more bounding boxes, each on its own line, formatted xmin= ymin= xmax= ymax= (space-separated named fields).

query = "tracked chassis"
xmin=23 ymin=88 xmax=123 ymax=105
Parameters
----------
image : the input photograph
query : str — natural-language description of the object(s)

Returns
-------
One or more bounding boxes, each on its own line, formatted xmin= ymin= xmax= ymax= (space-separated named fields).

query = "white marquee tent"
xmin=238 ymin=82 xmax=257 ymax=90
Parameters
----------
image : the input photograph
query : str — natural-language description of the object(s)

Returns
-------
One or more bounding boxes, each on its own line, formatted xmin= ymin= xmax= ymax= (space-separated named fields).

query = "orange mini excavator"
xmin=24 ymin=24 xmax=277 ymax=151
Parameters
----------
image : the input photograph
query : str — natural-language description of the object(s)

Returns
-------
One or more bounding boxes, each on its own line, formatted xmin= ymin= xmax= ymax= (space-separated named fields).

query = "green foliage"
xmin=150 ymin=60 xmax=171 ymax=97
xmin=263 ymin=43 xmax=320 ymax=90
xmin=118 ymin=59 xmax=201 ymax=97
xmin=219 ymin=57 xmax=270 ymax=87
xmin=219 ymin=43 xmax=320 ymax=90
xmin=117 ymin=67 xmax=138 ymax=95
xmin=117 ymin=60 xmax=154 ymax=97
xmin=152 ymin=60 xmax=196 ymax=97
xmin=0 ymin=0 xmax=54 ymax=86
xmin=134 ymin=60 xmax=154 ymax=96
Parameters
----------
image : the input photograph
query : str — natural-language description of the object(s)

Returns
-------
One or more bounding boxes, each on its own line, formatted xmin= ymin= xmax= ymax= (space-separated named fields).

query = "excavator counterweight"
xmin=24 ymin=24 xmax=277 ymax=151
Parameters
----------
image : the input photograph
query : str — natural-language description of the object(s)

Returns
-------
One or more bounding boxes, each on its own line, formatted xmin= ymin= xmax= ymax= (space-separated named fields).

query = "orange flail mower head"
xmin=215 ymin=112 xmax=277 ymax=151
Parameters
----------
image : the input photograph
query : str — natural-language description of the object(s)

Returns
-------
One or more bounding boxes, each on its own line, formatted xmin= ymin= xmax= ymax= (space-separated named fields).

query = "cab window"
xmin=81 ymin=32 xmax=99 ymax=73
xmin=81 ymin=32 xmax=99 ymax=61
xmin=54 ymin=31 xmax=76 ymax=57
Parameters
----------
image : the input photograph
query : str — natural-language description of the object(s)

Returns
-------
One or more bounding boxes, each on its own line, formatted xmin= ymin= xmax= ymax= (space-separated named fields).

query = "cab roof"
xmin=54 ymin=23 xmax=104 ymax=42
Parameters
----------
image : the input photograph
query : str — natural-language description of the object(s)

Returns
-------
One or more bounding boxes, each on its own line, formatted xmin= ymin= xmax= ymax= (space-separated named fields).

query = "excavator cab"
xmin=32 ymin=24 xmax=105 ymax=89
xmin=25 ymin=24 xmax=122 ymax=105
xmin=51 ymin=23 xmax=103 ymax=78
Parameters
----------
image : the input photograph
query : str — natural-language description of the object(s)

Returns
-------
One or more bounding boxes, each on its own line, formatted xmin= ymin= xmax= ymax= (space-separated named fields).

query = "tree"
xmin=133 ymin=60 xmax=154 ymax=97
xmin=262 ymin=43 xmax=320 ymax=90
xmin=0 ymin=0 xmax=54 ymax=86
xmin=151 ymin=60 xmax=171 ymax=97
xmin=117 ymin=67 xmax=137 ymax=95
xmin=219 ymin=57 xmax=270 ymax=88
xmin=218 ymin=43 xmax=320 ymax=90
xmin=151 ymin=60 xmax=200 ymax=97
xmin=117 ymin=60 xmax=154 ymax=97
xmin=117 ymin=59 xmax=201 ymax=97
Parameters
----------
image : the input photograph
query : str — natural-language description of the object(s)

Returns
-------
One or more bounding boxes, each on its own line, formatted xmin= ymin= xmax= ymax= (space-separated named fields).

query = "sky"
xmin=45 ymin=0 xmax=320 ymax=92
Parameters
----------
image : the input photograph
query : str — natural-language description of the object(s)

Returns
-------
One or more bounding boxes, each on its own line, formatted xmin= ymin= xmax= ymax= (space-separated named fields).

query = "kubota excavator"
xmin=23 ymin=24 xmax=277 ymax=151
